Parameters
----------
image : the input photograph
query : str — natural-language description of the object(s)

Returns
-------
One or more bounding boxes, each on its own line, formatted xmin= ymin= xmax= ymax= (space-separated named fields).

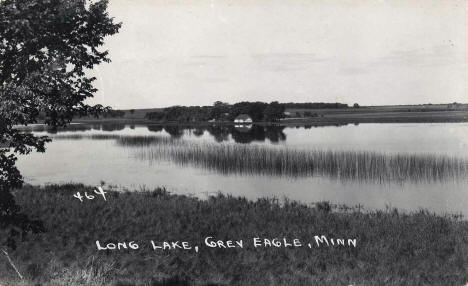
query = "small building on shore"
xmin=234 ymin=114 xmax=253 ymax=124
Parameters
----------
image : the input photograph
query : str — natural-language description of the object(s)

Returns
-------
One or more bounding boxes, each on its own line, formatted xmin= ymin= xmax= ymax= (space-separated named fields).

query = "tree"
xmin=210 ymin=101 xmax=229 ymax=121
xmin=230 ymin=101 xmax=268 ymax=121
xmin=303 ymin=111 xmax=312 ymax=117
xmin=0 ymin=0 xmax=121 ymax=249
xmin=263 ymin=101 xmax=285 ymax=122
xmin=353 ymin=103 xmax=360 ymax=108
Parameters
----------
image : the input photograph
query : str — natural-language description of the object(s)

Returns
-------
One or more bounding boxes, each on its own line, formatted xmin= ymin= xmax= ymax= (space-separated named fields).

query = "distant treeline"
xmin=282 ymin=102 xmax=348 ymax=109
xmin=102 ymin=110 xmax=126 ymax=118
xmin=145 ymin=101 xmax=349 ymax=123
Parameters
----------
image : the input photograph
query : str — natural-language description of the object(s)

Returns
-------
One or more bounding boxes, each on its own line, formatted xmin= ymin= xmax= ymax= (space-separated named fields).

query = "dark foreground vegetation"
xmin=1 ymin=184 xmax=467 ymax=286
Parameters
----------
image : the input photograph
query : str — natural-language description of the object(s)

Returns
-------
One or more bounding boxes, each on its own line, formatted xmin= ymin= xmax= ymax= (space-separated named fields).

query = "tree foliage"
xmin=145 ymin=101 xmax=288 ymax=123
xmin=262 ymin=101 xmax=285 ymax=122
xmin=0 ymin=0 xmax=121 ymax=248
xmin=283 ymin=102 xmax=348 ymax=109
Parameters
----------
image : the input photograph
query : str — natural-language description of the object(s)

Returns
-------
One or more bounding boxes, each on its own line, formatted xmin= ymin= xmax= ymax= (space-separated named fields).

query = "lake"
xmin=16 ymin=122 xmax=468 ymax=215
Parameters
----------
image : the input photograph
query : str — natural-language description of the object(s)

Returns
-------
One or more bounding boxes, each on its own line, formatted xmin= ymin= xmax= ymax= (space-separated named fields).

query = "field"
xmin=1 ymin=184 xmax=467 ymax=286
xmin=284 ymin=104 xmax=468 ymax=124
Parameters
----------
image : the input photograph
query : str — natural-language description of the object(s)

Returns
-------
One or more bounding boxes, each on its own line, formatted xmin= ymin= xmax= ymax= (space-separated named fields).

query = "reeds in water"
xmin=52 ymin=134 xmax=181 ymax=146
xmin=135 ymin=141 xmax=468 ymax=184
xmin=50 ymin=134 xmax=468 ymax=183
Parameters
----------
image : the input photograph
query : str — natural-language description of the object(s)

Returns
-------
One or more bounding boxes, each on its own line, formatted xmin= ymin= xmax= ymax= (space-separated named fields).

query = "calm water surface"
xmin=16 ymin=122 xmax=468 ymax=215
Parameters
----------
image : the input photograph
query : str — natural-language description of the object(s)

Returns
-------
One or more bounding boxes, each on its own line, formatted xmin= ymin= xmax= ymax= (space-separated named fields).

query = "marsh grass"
xmin=51 ymin=134 xmax=468 ymax=183
xmin=52 ymin=134 xmax=180 ymax=145
xmin=134 ymin=140 xmax=468 ymax=184
xmin=1 ymin=184 xmax=467 ymax=286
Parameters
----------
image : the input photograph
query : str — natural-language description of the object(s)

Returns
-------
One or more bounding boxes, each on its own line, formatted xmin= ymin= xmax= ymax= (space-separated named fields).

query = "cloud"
xmin=371 ymin=44 xmax=463 ymax=69
xmin=251 ymin=53 xmax=329 ymax=72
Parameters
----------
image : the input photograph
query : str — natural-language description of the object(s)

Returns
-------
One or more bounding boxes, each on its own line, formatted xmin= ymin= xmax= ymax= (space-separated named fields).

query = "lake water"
xmin=16 ymin=122 xmax=468 ymax=215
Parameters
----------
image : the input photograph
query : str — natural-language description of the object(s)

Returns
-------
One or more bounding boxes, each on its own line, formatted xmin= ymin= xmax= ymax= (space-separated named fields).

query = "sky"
xmin=88 ymin=0 xmax=467 ymax=109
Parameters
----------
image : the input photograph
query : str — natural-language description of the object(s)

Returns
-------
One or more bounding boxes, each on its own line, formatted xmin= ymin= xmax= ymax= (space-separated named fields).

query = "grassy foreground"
xmin=1 ymin=184 xmax=468 ymax=286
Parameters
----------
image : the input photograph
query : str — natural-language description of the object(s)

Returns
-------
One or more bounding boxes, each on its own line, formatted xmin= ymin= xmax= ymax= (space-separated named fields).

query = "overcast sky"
xmin=88 ymin=0 xmax=467 ymax=109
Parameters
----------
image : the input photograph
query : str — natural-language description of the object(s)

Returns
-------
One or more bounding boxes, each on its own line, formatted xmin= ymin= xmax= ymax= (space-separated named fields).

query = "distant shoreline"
xmin=72 ymin=110 xmax=468 ymax=125
xmin=68 ymin=103 xmax=468 ymax=125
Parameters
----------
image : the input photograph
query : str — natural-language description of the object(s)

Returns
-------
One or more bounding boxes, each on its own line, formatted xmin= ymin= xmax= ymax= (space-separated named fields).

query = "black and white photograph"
xmin=0 ymin=0 xmax=467 ymax=285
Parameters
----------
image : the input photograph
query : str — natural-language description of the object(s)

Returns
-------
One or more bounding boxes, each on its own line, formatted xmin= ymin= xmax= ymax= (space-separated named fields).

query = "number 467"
xmin=73 ymin=187 xmax=107 ymax=202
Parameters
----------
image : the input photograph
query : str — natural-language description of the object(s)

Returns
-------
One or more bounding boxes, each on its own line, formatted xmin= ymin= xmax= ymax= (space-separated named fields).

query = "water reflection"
xmin=19 ymin=123 xmax=468 ymax=183
xmin=102 ymin=123 xmax=125 ymax=132
xmin=30 ymin=123 xmax=288 ymax=144
xmin=155 ymin=124 xmax=288 ymax=144
xmin=49 ymin=132 xmax=468 ymax=184
xmin=15 ymin=122 xmax=468 ymax=215
xmin=19 ymin=123 xmax=126 ymax=133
